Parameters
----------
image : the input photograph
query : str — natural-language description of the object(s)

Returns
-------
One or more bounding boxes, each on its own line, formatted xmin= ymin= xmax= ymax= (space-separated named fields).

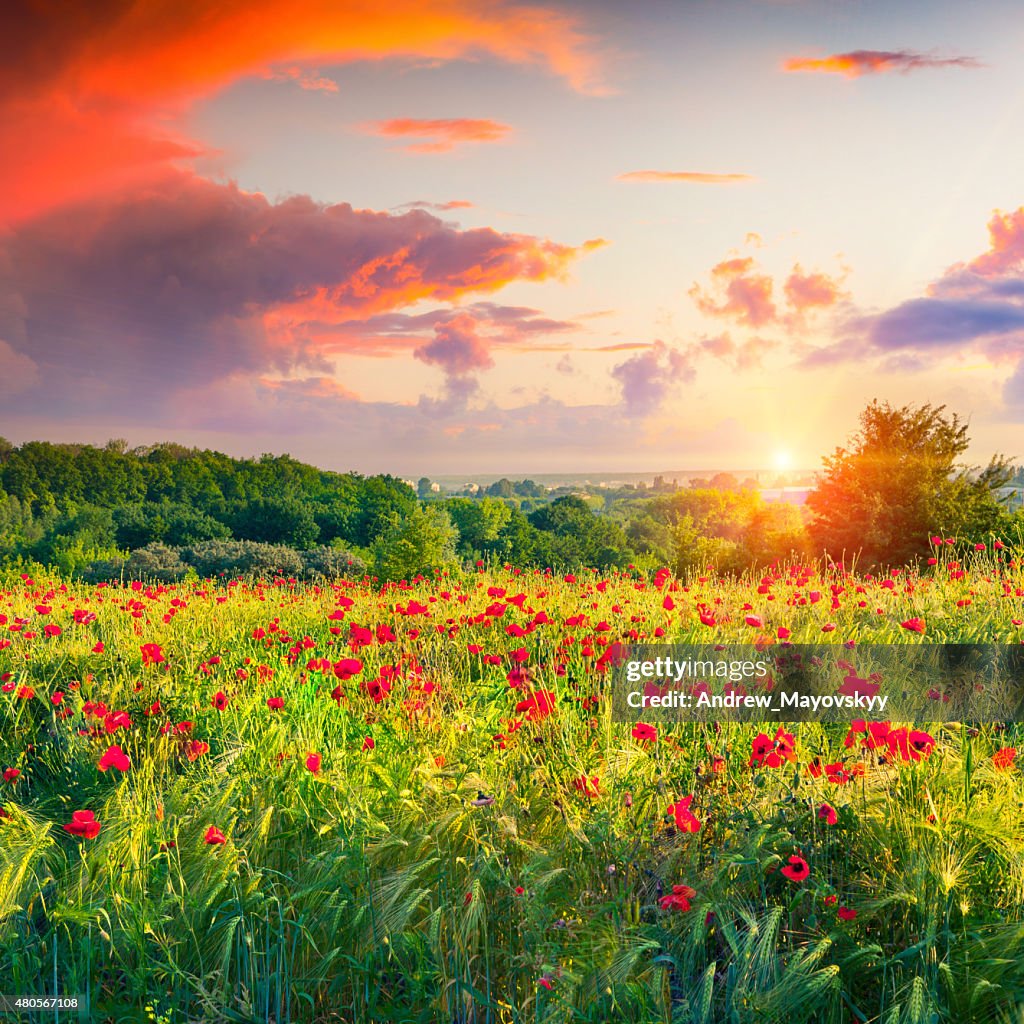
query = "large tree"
xmin=807 ymin=401 xmax=1013 ymax=566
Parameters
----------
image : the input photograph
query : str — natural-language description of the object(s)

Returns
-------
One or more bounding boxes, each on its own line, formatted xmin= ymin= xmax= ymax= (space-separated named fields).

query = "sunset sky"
xmin=2 ymin=0 xmax=1024 ymax=474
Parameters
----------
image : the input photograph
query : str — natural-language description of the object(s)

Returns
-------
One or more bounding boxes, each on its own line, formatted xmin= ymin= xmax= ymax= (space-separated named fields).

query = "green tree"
xmin=372 ymin=505 xmax=458 ymax=581
xmin=807 ymin=401 xmax=1013 ymax=566
xmin=444 ymin=497 xmax=512 ymax=559
xmin=232 ymin=497 xmax=320 ymax=549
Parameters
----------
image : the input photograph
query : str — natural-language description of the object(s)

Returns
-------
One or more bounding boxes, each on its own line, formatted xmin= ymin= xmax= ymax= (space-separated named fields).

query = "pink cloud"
xmin=784 ymin=265 xmax=847 ymax=310
xmin=0 ymin=172 xmax=599 ymax=416
xmin=783 ymin=50 xmax=980 ymax=78
xmin=414 ymin=314 xmax=495 ymax=376
xmin=611 ymin=341 xmax=695 ymax=416
xmin=360 ymin=118 xmax=511 ymax=153
xmin=690 ymin=257 xmax=777 ymax=328
xmin=616 ymin=170 xmax=753 ymax=184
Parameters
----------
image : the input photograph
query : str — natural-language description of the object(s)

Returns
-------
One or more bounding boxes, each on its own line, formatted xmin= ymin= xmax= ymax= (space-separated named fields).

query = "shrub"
xmin=302 ymin=545 xmax=366 ymax=579
xmin=125 ymin=542 xmax=189 ymax=582
xmin=182 ymin=539 xmax=305 ymax=579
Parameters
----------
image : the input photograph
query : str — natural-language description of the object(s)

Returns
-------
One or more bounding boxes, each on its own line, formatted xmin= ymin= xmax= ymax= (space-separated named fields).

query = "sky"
xmin=2 ymin=0 xmax=1024 ymax=475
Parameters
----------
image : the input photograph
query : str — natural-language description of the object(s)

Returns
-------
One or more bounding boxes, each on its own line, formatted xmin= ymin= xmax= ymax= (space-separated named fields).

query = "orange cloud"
xmin=397 ymin=200 xmax=475 ymax=211
xmin=1 ymin=1 xmax=609 ymax=224
xmin=616 ymin=170 xmax=753 ymax=184
xmin=692 ymin=253 xmax=846 ymax=330
xmin=262 ymin=67 xmax=339 ymax=93
xmin=782 ymin=50 xmax=979 ymax=78
xmin=784 ymin=265 xmax=847 ymax=310
xmin=964 ymin=208 xmax=1024 ymax=277
xmin=361 ymin=118 xmax=511 ymax=153
xmin=690 ymin=257 xmax=776 ymax=327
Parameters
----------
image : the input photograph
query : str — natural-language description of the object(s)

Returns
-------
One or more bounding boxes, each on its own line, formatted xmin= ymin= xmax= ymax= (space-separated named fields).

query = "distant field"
xmin=2 ymin=555 xmax=1023 ymax=1023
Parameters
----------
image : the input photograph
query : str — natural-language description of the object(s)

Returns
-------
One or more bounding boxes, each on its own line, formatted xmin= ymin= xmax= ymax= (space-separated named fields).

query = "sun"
xmin=772 ymin=450 xmax=792 ymax=471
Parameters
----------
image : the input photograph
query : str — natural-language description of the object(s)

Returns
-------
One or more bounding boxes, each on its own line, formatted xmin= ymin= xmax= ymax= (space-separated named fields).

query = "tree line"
xmin=0 ymin=402 xmax=1018 ymax=581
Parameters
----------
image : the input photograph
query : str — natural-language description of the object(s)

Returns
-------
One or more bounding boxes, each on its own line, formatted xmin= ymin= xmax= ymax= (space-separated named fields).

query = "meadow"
xmin=2 ymin=550 xmax=1024 ymax=1024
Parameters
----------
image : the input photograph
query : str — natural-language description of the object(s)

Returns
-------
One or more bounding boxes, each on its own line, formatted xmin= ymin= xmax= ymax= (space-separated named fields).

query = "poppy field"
xmin=2 ymin=552 xmax=1024 ymax=1024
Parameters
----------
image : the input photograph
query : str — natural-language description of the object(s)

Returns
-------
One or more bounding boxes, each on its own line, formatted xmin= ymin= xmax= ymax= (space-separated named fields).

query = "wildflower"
xmin=515 ymin=690 xmax=557 ymax=722
xmin=838 ymin=906 xmax=857 ymax=921
xmin=900 ymin=618 xmax=926 ymax=635
xmin=659 ymin=884 xmax=696 ymax=911
xmin=886 ymin=727 xmax=935 ymax=763
xmin=631 ymin=722 xmax=658 ymax=744
xmin=573 ymin=775 xmax=601 ymax=798
xmin=667 ymin=795 xmax=701 ymax=833
xmin=749 ymin=726 xmax=796 ymax=769
xmin=306 ymin=752 xmax=322 ymax=774
xmin=993 ymin=747 xmax=1017 ymax=770
xmin=266 ymin=696 xmax=284 ymax=711
xmin=361 ymin=736 xmax=375 ymax=752
xmin=818 ymin=802 xmax=838 ymax=826
xmin=3 ymin=768 xmax=19 ymax=783
xmin=333 ymin=658 xmax=363 ymax=680
xmin=186 ymin=740 xmax=209 ymax=762
xmin=204 ymin=825 xmax=227 ymax=845
xmin=780 ymin=855 xmax=810 ymax=882
xmin=212 ymin=691 xmax=229 ymax=711
xmin=98 ymin=745 xmax=131 ymax=772
xmin=140 ymin=643 xmax=165 ymax=666
xmin=63 ymin=810 xmax=101 ymax=839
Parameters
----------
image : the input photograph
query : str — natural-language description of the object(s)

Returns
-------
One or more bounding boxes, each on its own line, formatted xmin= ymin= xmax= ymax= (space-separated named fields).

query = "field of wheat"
xmin=2 ymin=553 xmax=1023 ymax=1023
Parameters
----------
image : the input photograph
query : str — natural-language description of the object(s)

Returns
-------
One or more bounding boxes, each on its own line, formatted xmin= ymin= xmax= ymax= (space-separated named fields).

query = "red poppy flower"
xmin=659 ymin=883 xmax=696 ymax=911
xmin=513 ymin=885 xmax=525 ymax=896
xmin=204 ymin=825 xmax=227 ymax=845
xmin=63 ymin=810 xmax=101 ymax=839
xmin=993 ymin=747 xmax=1017 ymax=770
xmin=515 ymin=690 xmax=557 ymax=722
xmin=900 ymin=618 xmax=926 ymax=634
xmin=667 ymin=795 xmax=701 ymax=833
xmin=838 ymin=906 xmax=857 ymax=921
xmin=98 ymin=745 xmax=131 ymax=772
xmin=212 ymin=691 xmax=229 ymax=711
xmin=818 ymin=802 xmax=838 ymax=826
xmin=573 ymin=775 xmax=601 ymax=798
xmin=140 ymin=643 xmax=165 ymax=666
xmin=306 ymin=753 xmax=322 ymax=774
xmin=361 ymin=736 xmax=375 ymax=752
xmin=780 ymin=855 xmax=810 ymax=882
xmin=333 ymin=658 xmax=363 ymax=680
xmin=885 ymin=727 xmax=934 ymax=763
xmin=266 ymin=696 xmax=284 ymax=711
xmin=3 ymin=768 xmax=19 ymax=783
xmin=631 ymin=723 xmax=658 ymax=744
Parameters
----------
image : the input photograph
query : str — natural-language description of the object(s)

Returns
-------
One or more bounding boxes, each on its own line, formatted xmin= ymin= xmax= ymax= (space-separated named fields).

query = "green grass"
xmin=1 ymin=553 xmax=1023 ymax=1022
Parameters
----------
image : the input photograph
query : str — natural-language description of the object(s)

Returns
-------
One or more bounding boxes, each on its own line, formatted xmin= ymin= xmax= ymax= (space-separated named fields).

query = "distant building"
xmin=761 ymin=486 xmax=812 ymax=505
